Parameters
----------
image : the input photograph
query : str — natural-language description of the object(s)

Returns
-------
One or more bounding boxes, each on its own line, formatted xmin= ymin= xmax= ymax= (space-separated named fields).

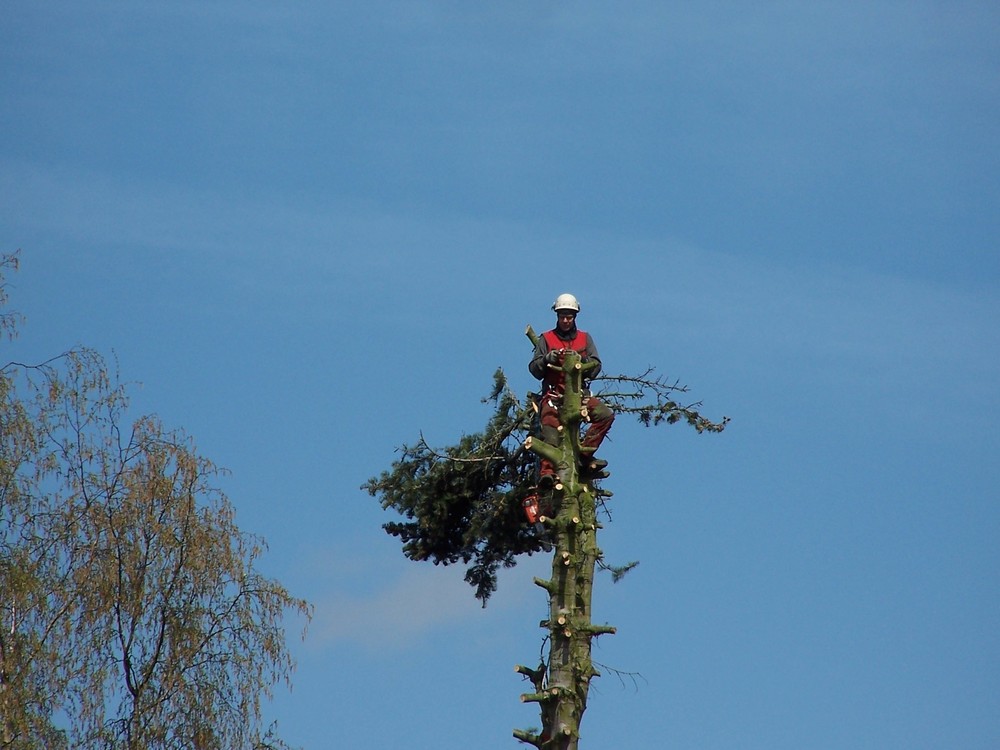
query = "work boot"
xmin=538 ymin=474 xmax=556 ymax=491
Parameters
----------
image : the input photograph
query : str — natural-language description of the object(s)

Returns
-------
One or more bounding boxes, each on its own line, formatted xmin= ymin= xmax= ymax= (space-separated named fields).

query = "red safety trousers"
xmin=537 ymin=390 xmax=615 ymax=481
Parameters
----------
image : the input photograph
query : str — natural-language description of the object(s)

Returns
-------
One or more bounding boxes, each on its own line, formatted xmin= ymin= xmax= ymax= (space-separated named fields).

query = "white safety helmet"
xmin=552 ymin=293 xmax=580 ymax=313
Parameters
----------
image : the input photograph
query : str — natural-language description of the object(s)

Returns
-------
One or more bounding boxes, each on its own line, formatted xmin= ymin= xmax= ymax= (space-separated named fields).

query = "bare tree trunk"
xmin=516 ymin=348 xmax=615 ymax=749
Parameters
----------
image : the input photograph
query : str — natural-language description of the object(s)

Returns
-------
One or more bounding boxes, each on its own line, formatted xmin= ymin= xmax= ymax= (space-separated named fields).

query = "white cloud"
xmin=306 ymin=549 xmax=547 ymax=651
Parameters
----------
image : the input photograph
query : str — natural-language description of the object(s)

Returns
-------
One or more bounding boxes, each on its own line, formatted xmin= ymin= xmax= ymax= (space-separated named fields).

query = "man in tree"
xmin=366 ymin=288 xmax=726 ymax=747
xmin=528 ymin=293 xmax=615 ymax=487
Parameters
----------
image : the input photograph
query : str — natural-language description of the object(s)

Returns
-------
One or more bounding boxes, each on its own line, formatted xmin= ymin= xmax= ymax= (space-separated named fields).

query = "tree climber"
xmin=528 ymin=293 xmax=615 ymax=488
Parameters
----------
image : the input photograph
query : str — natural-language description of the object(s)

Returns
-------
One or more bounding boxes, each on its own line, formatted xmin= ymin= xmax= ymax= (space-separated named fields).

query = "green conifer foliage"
xmin=365 ymin=327 xmax=727 ymax=747
xmin=363 ymin=369 xmax=545 ymax=603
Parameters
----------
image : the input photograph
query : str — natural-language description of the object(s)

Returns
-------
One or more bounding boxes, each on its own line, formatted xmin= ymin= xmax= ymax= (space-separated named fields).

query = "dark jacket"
xmin=529 ymin=326 xmax=603 ymax=387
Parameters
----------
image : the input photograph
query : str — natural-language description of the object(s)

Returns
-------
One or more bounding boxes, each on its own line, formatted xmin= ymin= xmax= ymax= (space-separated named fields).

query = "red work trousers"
xmin=538 ymin=394 xmax=615 ymax=479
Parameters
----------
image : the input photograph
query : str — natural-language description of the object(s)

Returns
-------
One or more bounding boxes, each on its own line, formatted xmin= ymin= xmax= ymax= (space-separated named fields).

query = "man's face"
xmin=556 ymin=311 xmax=577 ymax=332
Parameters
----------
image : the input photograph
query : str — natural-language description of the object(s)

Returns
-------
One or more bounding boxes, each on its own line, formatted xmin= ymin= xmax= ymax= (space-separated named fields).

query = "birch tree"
xmin=0 ymin=252 xmax=311 ymax=749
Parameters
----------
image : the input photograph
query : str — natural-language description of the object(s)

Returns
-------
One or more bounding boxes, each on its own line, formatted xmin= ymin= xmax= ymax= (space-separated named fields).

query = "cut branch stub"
xmin=517 ymin=342 xmax=613 ymax=749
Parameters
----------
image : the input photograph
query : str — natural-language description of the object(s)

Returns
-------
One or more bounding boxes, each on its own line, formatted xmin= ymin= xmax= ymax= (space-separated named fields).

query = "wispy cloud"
xmin=305 ymin=548 xmax=546 ymax=651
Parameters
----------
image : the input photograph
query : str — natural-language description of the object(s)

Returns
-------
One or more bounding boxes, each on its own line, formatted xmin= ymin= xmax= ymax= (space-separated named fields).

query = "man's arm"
xmin=584 ymin=333 xmax=602 ymax=379
xmin=528 ymin=337 xmax=551 ymax=381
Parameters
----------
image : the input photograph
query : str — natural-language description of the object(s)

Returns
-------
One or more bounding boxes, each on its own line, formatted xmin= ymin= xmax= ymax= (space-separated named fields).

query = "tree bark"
xmin=517 ymin=347 xmax=613 ymax=750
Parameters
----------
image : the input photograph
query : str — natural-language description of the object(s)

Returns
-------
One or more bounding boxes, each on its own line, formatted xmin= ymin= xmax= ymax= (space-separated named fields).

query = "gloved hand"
xmin=544 ymin=349 xmax=562 ymax=365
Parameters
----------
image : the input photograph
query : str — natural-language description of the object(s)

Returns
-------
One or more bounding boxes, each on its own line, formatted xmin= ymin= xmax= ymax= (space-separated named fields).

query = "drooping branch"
xmin=594 ymin=369 xmax=729 ymax=433
xmin=412 ymin=431 xmax=526 ymax=464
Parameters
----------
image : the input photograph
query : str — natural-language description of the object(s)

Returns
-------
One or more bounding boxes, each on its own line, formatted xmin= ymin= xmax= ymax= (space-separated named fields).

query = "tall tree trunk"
xmin=515 ymin=349 xmax=615 ymax=749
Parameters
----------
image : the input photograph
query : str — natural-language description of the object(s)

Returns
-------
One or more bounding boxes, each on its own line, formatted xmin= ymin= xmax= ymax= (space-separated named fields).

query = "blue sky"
xmin=3 ymin=2 xmax=999 ymax=748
